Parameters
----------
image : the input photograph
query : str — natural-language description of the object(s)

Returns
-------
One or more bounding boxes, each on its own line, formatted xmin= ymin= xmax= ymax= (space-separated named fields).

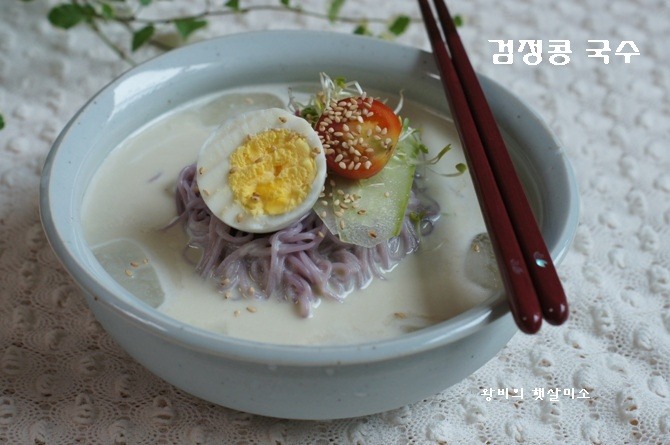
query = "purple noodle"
xmin=170 ymin=163 xmax=440 ymax=317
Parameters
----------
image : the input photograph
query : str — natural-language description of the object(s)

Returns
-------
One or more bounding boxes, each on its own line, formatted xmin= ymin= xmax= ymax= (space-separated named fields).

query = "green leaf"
xmin=48 ymin=4 xmax=87 ymax=29
xmin=139 ymin=0 xmax=152 ymax=6
xmin=225 ymin=0 xmax=240 ymax=11
xmin=333 ymin=76 xmax=347 ymax=89
xmin=174 ymin=18 xmax=207 ymax=40
xmin=353 ymin=22 xmax=370 ymax=36
xmin=455 ymin=162 xmax=467 ymax=173
xmin=0 ymin=114 xmax=5 ymax=131
xmin=132 ymin=25 xmax=155 ymax=51
xmin=101 ymin=3 xmax=115 ymax=20
xmin=453 ymin=14 xmax=463 ymax=27
xmin=388 ymin=15 xmax=410 ymax=36
xmin=328 ymin=0 xmax=345 ymax=22
xmin=280 ymin=0 xmax=290 ymax=6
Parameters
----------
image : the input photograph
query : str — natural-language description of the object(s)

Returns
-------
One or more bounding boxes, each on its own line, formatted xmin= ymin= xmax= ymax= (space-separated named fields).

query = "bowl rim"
xmin=39 ymin=30 xmax=579 ymax=366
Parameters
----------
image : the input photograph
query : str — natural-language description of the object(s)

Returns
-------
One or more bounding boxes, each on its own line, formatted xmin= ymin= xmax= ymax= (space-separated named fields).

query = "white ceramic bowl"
xmin=40 ymin=31 xmax=579 ymax=420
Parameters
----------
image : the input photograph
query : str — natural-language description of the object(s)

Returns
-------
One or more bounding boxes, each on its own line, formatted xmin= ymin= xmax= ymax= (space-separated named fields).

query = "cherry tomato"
xmin=315 ymin=96 xmax=402 ymax=179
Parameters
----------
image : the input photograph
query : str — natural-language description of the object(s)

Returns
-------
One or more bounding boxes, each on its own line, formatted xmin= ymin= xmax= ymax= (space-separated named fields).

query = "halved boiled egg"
xmin=196 ymin=108 xmax=327 ymax=233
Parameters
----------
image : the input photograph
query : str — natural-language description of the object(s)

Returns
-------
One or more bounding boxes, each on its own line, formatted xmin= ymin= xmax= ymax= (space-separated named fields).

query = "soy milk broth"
xmin=81 ymin=85 xmax=495 ymax=345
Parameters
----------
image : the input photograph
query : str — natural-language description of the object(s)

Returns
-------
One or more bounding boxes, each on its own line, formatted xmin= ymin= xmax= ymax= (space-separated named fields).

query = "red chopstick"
xmin=428 ymin=0 xmax=568 ymax=326
xmin=418 ymin=0 xmax=569 ymax=333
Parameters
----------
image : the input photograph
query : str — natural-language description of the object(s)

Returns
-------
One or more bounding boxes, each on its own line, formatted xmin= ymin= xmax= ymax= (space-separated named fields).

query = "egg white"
xmin=196 ymin=108 xmax=326 ymax=233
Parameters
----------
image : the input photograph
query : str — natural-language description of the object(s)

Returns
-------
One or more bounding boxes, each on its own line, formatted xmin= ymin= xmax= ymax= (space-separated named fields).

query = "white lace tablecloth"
xmin=2 ymin=0 xmax=669 ymax=443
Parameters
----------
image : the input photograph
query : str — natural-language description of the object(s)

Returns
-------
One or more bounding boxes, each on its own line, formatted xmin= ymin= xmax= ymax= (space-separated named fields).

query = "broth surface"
xmin=81 ymin=84 xmax=497 ymax=345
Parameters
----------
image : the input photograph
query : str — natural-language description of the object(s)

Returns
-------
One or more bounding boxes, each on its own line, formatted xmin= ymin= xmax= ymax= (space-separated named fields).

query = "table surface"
xmin=1 ymin=0 xmax=669 ymax=443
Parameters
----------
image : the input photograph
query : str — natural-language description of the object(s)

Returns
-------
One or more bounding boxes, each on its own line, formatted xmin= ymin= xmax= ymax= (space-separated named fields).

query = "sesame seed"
xmin=234 ymin=310 xmax=241 ymax=317
xmin=320 ymin=210 xmax=327 ymax=218
xmin=247 ymin=306 xmax=257 ymax=313
xmin=130 ymin=261 xmax=139 ymax=268
xmin=357 ymin=209 xmax=367 ymax=215
xmin=334 ymin=154 xmax=343 ymax=163
xmin=384 ymin=191 xmax=390 ymax=198
xmin=221 ymin=278 xmax=230 ymax=285
xmin=368 ymin=230 xmax=377 ymax=239
xmin=335 ymin=210 xmax=344 ymax=217
xmin=339 ymin=161 xmax=347 ymax=170
xmin=124 ymin=269 xmax=133 ymax=277
xmin=198 ymin=167 xmax=205 ymax=175
xmin=364 ymin=160 xmax=372 ymax=170
xmin=224 ymin=291 xmax=232 ymax=299
xmin=317 ymin=231 xmax=325 ymax=238
xmin=339 ymin=220 xmax=346 ymax=229
xmin=394 ymin=312 xmax=407 ymax=319
xmin=236 ymin=213 xmax=244 ymax=222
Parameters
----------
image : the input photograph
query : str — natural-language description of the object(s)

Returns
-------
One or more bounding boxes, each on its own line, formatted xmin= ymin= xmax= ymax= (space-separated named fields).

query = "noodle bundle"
xmin=172 ymin=163 xmax=439 ymax=317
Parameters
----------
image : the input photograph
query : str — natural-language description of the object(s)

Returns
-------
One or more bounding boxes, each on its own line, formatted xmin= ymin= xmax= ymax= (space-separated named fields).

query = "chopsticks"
xmin=418 ymin=0 xmax=569 ymax=333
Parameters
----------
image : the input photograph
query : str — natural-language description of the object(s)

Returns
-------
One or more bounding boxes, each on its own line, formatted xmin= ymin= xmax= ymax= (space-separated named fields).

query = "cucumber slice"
xmin=313 ymin=137 xmax=419 ymax=247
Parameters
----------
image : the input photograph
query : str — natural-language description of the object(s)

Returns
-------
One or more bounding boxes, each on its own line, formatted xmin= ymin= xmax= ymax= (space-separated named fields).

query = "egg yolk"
xmin=228 ymin=129 xmax=317 ymax=217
